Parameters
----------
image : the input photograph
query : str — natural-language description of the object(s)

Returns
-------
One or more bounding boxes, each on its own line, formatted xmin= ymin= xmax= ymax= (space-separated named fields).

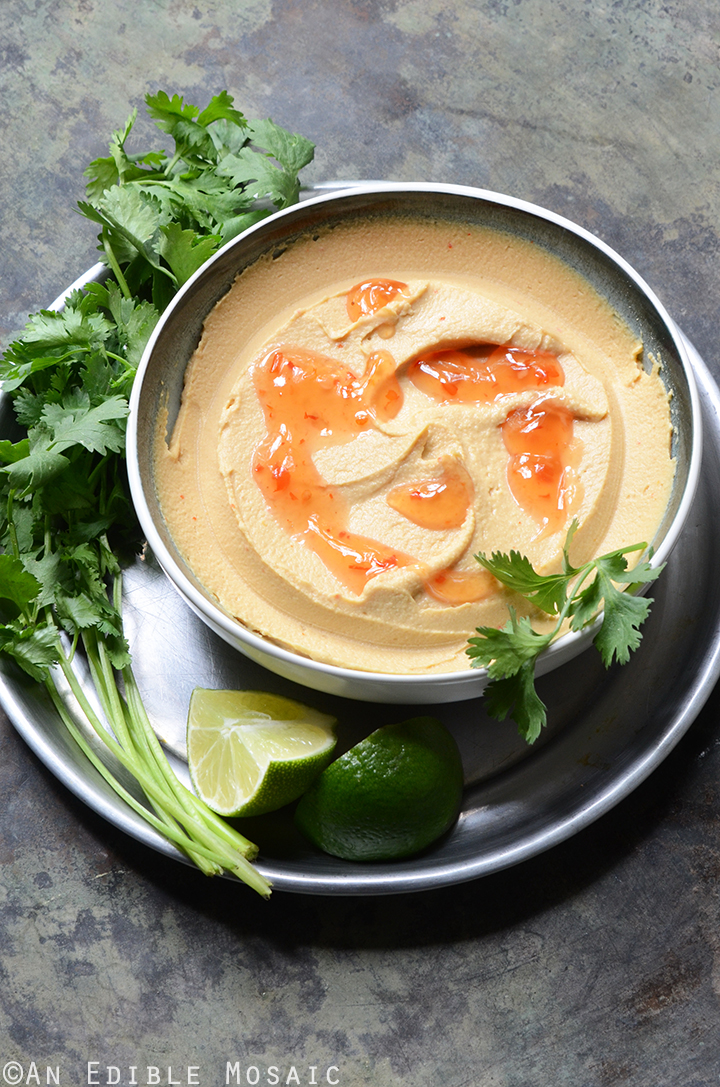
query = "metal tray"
xmin=2 ymin=294 xmax=719 ymax=894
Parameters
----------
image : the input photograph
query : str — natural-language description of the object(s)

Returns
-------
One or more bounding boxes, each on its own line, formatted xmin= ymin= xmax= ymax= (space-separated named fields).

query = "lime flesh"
xmin=187 ymin=689 xmax=337 ymax=817
xmin=294 ymin=716 xmax=464 ymax=861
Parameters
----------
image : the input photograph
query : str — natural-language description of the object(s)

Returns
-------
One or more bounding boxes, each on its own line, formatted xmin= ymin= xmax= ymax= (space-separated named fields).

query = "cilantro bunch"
xmin=0 ymin=90 xmax=315 ymax=895
xmin=466 ymin=522 xmax=663 ymax=744
xmin=81 ymin=89 xmax=315 ymax=312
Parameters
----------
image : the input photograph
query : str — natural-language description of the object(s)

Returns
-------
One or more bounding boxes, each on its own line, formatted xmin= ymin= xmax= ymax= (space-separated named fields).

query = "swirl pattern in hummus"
xmin=155 ymin=218 xmax=674 ymax=674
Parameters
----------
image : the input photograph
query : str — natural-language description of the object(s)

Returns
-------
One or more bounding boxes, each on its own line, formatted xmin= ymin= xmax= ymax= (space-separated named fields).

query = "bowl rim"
xmin=126 ymin=181 xmax=703 ymax=692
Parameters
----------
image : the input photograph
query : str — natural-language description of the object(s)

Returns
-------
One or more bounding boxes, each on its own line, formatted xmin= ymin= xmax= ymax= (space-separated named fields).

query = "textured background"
xmin=2 ymin=1 xmax=720 ymax=1084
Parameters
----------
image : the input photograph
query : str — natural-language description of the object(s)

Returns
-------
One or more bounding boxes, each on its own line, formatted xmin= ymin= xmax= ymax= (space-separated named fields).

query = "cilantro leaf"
xmin=218 ymin=147 xmax=301 ymax=208
xmin=80 ymin=188 xmax=173 ymax=280
xmin=467 ymin=610 xmax=553 ymax=677
xmin=217 ymin=208 xmax=273 ymax=245
xmin=483 ymin=662 xmax=548 ymax=744
xmin=84 ymin=153 xmax=123 ymax=202
xmin=468 ymin=611 xmax=552 ymax=742
xmin=2 ymin=448 xmax=71 ymax=494
xmin=83 ymin=109 xmax=152 ymax=198
xmin=476 ymin=548 xmax=570 ymax=615
xmin=0 ymin=438 xmax=30 ymax=464
xmin=595 ymin=547 xmax=660 ymax=585
xmin=145 ymin=90 xmax=218 ymax=165
xmin=196 ymin=90 xmax=247 ymax=130
xmin=103 ymin=284 xmax=159 ymax=369
xmin=158 ymin=223 xmax=222 ymax=286
xmin=19 ymin=551 xmax=65 ymax=607
xmin=0 ymin=624 xmax=59 ymax=682
xmin=138 ymin=173 xmax=248 ymax=232
xmin=592 ymin=569 xmax=653 ymax=666
xmin=20 ymin=307 xmax=113 ymax=350
xmin=0 ymin=554 xmax=41 ymax=614
xmin=41 ymin=395 xmax=129 ymax=455
xmin=247 ymin=118 xmax=315 ymax=175
xmin=209 ymin=117 xmax=251 ymax=158
xmin=0 ymin=345 xmax=73 ymax=393
xmin=567 ymin=571 xmax=603 ymax=632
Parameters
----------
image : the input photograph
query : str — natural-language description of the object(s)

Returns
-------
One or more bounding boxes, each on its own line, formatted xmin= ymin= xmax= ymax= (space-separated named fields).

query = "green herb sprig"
xmin=0 ymin=90 xmax=315 ymax=895
xmin=466 ymin=521 xmax=664 ymax=744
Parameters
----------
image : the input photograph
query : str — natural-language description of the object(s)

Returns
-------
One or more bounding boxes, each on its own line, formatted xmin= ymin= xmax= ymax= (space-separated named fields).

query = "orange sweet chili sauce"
xmin=409 ymin=343 xmax=577 ymax=534
xmin=501 ymin=399 xmax=577 ymax=535
xmin=346 ymin=279 xmax=408 ymax=322
xmin=385 ymin=455 xmax=492 ymax=605
xmin=251 ymin=278 xmax=415 ymax=595
xmin=251 ymin=344 xmax=408 ymax=596
xmin=386 ymin=457 xmax=473 ymax=531
xmin=408 ymin=344 xmax=565 ymax=402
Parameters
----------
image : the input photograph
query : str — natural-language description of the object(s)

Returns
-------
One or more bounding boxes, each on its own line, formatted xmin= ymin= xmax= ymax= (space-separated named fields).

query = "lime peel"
xmin=294 ymin=715 xmax=464 ymax=861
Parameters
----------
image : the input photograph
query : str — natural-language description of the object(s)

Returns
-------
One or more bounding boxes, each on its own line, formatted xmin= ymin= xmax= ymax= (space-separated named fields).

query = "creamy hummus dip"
xmin=155 ymin=216 xmax=674 ymax=674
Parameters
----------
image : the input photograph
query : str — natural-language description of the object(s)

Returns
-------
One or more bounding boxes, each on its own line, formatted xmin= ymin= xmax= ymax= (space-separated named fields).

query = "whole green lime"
xmin=294 ymin=716 xmax=463 ymax=861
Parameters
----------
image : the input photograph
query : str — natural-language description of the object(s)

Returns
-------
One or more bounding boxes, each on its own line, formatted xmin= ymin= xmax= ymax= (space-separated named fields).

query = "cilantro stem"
xmin=82 ymin=628 xmax=220 ymax=876
xmin=6 ymin=491 xmax=19 ymax=560
xmin=87 ymin=453 xmax=111 ymax=491
xmin=104 ymin=350 xmax=135 ymax=372
xmin=122 ymin=664 xmax=257 ymax=855
xmin=51 ymin=630 xmax=271 ymax=894
xmin=105 ymin=577 xmax=259 ymax=857
xmin=549 ymin=562 xmax=595 ymax=636
xmin=44 ymin=674 xmax=270 ymax=894
xmin=100 ymin=228 xmax=132 ymax=301
xmin=93 ymin=581 xmax=268 ymax=878
xmin=164 ymin=149 xmax=183 ymax=177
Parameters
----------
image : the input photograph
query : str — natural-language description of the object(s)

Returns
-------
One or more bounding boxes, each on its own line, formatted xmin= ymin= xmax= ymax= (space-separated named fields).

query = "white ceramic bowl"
xmin=126 ymin=183 xmax=701 ymax=704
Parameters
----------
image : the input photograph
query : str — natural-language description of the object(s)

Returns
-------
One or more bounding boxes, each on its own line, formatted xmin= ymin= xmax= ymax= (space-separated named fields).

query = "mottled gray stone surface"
xmin=2 ymin=1 xmax=720 ymax=1084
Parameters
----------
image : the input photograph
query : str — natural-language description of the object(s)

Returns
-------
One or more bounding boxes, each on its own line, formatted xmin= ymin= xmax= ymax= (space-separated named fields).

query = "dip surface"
xmin=155 ymin=216 xmax=674 ymax=674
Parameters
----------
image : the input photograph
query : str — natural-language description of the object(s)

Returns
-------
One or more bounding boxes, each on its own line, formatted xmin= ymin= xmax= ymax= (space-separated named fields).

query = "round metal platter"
xmin=2 ymin=233 xmax=720 ymax=895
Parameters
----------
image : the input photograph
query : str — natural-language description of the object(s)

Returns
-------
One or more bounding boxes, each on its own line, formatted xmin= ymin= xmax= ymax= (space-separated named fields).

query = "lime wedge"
xmin=187 ymin=689 xmax=337 ymax=817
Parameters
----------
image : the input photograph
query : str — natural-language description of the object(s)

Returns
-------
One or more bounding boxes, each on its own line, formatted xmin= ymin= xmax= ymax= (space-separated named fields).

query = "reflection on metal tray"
xmin=1 ymin=285 xmax=719 ymax=892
